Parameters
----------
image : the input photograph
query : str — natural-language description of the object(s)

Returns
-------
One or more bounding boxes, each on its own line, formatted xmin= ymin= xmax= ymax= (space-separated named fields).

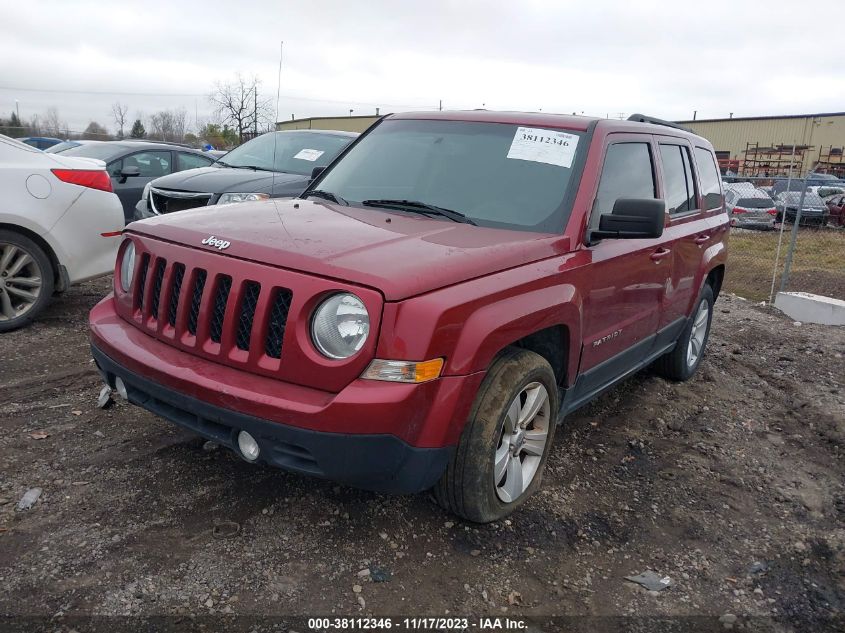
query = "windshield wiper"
xmin=361 ymin=199 xmax=476 ymax=225
xmin=304 ymin=189 xmax=349 ymax=206
xmin=217 ymin=161 xmax=264 ymax=171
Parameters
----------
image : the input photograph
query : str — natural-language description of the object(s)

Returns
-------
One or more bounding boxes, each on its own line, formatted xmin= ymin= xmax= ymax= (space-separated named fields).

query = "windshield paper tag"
xmin=507 ymin=127 xmax=578 ymax=168
xmin=293 ymin=148 xmax=325 ymax=161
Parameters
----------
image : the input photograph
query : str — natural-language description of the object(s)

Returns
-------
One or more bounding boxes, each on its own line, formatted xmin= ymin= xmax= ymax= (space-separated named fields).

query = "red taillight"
xmin=732 ymin=207 xmax=748 ymax=214
xmin=51 ymin=169 xmax=113 ymax=193
xmin=766 ymin=208 xmax=778 ymax=216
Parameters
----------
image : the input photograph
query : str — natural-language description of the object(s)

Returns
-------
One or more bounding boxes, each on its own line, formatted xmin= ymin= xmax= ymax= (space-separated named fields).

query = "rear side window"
xmin=591 ymin=142 xmax=656 ymax=228
xmin=124 ymin=151 xmax=172 ymax=178
xmin=177 ymin=152 xmax=214 ymax=171
xmin=659 ymin=144 xmax=697 ymax=214
xmin=695 ymin=147 xmax=723 ymax=210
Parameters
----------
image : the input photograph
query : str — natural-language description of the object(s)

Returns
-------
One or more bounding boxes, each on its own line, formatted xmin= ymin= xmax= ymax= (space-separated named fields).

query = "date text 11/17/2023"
xmin=306 ymin=617 xmax=528 ymax=630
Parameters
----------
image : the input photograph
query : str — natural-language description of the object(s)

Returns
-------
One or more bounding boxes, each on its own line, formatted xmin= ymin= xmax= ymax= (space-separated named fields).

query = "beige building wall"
xmin=276 ymin=116 xmax=379 ymax=133
xmin=678 ymin=113 xmax=845 ymax=175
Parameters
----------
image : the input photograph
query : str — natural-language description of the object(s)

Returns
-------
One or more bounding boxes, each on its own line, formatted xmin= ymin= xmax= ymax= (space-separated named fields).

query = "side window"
xmin=177 ymin=152 xmax=214 ymax=171
xmin=123 ymin=151 xmax=172 ymax=178
xmin=591 ymin=142 xmax=656 ymax=229
xmin=659 ymin=144 xmax=696 ymax=214
xmin=694 ymin=147 xmax=723 ymax=210
xmin=107 ymin=159 xmax=123 ymax=177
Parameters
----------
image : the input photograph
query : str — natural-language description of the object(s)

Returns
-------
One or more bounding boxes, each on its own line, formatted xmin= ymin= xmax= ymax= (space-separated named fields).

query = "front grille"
xmin=132 ymin=261 xmax=291 ymax=361
xmin=150 ymin=188 xmax=212 ymax=215
xmin=209 ymin=276 xmax=232 ymax=343
xmin=150 ymin=259 xmax=166 ymax=320
xmin=187 ymin=270 xmax=207 ymax=335
xmin=236 ymin=281 xmax=261 ymax=351
xmin=265 ymin=289 xmax=293 ymax=359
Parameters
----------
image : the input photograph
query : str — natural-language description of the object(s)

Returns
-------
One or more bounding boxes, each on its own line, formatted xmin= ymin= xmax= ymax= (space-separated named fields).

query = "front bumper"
xmin=89 ymin=297 xmax=484 ymax=493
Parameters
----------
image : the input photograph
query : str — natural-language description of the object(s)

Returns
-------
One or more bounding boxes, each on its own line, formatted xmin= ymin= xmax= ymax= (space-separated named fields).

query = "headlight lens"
xmin=217 ymin=192 xmax=270 ymax=205
xmin=119 ymin=240 xmax=135 ymax=293
xmin=311 ymin=293 xmax=369 ymax=359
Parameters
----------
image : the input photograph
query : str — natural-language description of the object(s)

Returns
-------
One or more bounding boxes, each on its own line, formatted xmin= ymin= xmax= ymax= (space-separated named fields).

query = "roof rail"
xmin=627 ymin=114 xmax=694 ymax=134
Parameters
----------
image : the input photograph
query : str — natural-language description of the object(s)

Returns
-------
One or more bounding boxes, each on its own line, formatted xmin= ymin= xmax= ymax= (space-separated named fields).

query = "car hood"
xmin=149 ymin=166 xmax=309 ymax=196
xmin=128 ymin=198 xmax=569 ymax=300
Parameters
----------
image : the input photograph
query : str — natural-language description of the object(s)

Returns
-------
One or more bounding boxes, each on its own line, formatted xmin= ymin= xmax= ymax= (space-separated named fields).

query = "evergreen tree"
xmin=130 ymin=119 xmax=146 ymax=138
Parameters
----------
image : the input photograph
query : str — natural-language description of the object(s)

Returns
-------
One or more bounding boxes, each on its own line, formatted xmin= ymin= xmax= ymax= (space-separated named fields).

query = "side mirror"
xmin=310 ymin=166 xmax=326 ymax=180
xmin=120 ymin=166 xmax=141 ymax=177
xmin=591 ymin=198 xmax=666 ymax=241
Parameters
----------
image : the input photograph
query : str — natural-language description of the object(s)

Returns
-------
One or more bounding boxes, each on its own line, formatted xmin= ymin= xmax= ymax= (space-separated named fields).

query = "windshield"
xmin=314 ymin=119 xmax=584 ymax=232
xmin=61 ymin=142 xmax=124 ymax=161
xmin=219 ymin=131 xmax=353 ymax=175
xmin=780 ymin=192 xmax=825 ymax=207
xmin=44 ymin=141 xmax=81 ymax=154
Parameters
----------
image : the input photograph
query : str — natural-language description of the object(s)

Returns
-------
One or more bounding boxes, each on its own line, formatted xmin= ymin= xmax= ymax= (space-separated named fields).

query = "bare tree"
xmin=111 ymin=102 xmax=129 ymax=139
xmin=209 ymin=73 xmax=273 ymax=142
xmin=82 ymin=121 xmax=109 ymax=140
xmin=147 ymin=107 xmax=188 ymax=143
xmin=42 ymin=107 xmax=65 ymax=137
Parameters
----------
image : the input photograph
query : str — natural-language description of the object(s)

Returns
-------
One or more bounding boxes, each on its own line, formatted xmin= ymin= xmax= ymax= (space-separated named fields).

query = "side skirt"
xmin=557 ymin=317 xmax=688 ymax=422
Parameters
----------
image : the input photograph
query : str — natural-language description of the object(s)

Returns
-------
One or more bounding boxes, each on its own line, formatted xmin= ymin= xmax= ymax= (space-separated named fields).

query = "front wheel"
xmin=434 ymin=348 xmax=558 ymax=523
xmin=653 ymin=284 xmax=714 ymax=381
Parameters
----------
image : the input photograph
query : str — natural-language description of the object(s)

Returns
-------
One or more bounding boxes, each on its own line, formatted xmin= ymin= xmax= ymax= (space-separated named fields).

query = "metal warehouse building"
xmin=277 ymin=115 xmax=379 ymax=134
xmin=678 ymin=112 xmax=845 ymax=178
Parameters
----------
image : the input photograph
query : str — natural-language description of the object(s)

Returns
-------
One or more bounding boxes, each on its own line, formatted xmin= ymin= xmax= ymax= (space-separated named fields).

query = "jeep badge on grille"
xmin=201 ymin=236 xmax=231 ymax=251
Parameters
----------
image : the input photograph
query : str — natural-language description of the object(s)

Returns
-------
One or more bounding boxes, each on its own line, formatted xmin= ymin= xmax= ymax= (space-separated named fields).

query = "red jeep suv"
xmin=90 ymin=111 xmax=728 ymax=522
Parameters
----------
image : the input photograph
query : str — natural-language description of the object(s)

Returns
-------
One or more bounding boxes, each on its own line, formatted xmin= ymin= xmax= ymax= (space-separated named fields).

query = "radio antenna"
xmin=272 ymin=40 xmax=283 ymax=197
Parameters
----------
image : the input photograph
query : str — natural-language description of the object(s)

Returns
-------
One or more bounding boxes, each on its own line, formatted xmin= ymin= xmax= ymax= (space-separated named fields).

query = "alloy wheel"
xmin=0 ymin=242 xmax=43 ymax=322
xmin=686 ymin=300 xmax=709 ymax=368
xmin=494 ymin=382 xmax=551 ymax=503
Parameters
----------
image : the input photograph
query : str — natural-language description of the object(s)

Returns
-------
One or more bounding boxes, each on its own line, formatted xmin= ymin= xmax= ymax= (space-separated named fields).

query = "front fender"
xmin=376 ymin=255 xmax=585 ymax=385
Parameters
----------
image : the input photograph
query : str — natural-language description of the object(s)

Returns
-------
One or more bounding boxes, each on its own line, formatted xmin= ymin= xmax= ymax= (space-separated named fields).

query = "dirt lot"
xmin=1 ymin=278 xmax=844 ymax=631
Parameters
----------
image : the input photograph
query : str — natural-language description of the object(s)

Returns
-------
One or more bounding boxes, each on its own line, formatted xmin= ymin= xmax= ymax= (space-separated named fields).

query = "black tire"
xmin=0 ymin=230 xmax=55 ymax=332
xmin=653 ymin=284 xmax=714 ymax=381
xmin=434 ymin=347 xmax=558 ymax=523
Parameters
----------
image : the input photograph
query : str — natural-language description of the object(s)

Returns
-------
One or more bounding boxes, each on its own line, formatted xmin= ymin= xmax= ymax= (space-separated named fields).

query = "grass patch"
xmin=724 ymin=228 xmax=845 ymax=302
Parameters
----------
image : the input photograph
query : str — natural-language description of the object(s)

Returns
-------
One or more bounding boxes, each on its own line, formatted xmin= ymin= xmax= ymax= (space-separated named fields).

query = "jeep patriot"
xmin=89 ymin=111 xmax=728 ymax=522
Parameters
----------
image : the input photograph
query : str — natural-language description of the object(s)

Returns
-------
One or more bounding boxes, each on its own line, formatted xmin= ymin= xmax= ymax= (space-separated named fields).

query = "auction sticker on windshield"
xmin=294 ymin=148 xmax=325 ymax=161
xmin=507 ymin=127 xmax=578 ymax=168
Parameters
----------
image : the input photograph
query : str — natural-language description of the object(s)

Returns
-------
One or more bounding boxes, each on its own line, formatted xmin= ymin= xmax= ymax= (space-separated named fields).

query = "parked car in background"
xmin=18 ymin=136 xmax=64 ymax=150
xmin=0 ymin=134 xmax=123 ymax=331
xmin=133 ymin=130 xmax=357 ymax=221
xmin=90 ymin=111 xmax=728 ymax=521
xmin=815 ymin=185 xmax=845 ymax=199
xmin=774 ymin=191 xmax=828 ymax=226
xmin=44 ymin=139 xmax=98 ymax=154
xmin=725 ymin=188 xmax=776 ymax=230
xmin=826 ymin=193 xmax=845 ymax=226
xmin=58 ymin=141 xmax=219 ymax=224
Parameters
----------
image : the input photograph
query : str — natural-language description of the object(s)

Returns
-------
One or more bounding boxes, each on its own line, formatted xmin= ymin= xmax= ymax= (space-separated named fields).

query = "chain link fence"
xmin=720 ymin=174 xmax=845 ymax=303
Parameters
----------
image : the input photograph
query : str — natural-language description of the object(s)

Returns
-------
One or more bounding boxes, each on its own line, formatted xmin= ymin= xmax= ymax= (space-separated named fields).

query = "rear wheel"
xmin=434 ymin=348 xmax=558 ymax=523
xmin=653 ymin=284 xmax=714 ymax=381
xmin=0 ymin=230 xmax=54 ymax=332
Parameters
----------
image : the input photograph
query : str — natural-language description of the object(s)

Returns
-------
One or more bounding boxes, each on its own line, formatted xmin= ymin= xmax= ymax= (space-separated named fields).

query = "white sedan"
xmin=0 ymin=134 xmax=124 ymax=331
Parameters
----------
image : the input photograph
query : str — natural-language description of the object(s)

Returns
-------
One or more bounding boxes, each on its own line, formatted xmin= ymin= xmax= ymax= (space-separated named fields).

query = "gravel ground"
xmin=1 ymin=278 xmax=843 ymax=632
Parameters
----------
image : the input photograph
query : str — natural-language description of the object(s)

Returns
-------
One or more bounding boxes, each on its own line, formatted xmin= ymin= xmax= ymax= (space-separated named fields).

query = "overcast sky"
xmin=2 ymin=0 xmax=844 ymax=135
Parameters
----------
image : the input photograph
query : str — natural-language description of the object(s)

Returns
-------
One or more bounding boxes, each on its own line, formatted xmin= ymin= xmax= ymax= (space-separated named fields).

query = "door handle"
xmin=650 ymin=247 xmax=671 ymax=262
xmin=693 ymin=234 xmax=710 ymax=244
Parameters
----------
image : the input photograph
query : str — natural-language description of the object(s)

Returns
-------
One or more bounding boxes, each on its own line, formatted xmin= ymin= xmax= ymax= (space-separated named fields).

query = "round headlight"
xmin=119 ymin=240 xmax=135 ymax=292
xmin=311 ymin=293 xmax=370 ymax=359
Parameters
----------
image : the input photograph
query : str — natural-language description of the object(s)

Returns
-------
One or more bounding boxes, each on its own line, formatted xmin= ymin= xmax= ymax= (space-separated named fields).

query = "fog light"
xmin=237 ymin=431 xmax=260 ymax=462
xmin=114 ymin=377 xmax=128 ymax=400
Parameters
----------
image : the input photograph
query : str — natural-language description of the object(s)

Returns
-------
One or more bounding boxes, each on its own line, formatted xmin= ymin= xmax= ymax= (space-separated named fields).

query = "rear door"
xmin=654 ymin=138 xmax=706 ymax=332
xmin=576 ymin=134 xmax=672 ymax=401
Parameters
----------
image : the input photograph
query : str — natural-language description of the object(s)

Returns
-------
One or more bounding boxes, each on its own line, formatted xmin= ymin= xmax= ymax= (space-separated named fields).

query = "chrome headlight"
xmin=311 ymin=293 xmax=370 ymax=359
xmin=119 ymin=240 xmax=135 ymax=293
xmin=217 ymin=192 xmax=270 ymax=205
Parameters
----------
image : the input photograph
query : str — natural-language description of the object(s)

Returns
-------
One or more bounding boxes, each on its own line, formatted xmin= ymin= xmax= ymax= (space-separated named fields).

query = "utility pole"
xmin=254 ymin=85 xmax=258 ymax=135
xmin=439 ymin=99 xmax=442 ymax=111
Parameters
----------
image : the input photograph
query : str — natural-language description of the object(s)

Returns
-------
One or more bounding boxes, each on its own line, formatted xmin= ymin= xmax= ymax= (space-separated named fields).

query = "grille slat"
xmin=236 ymin=281 xmax=261 ymax=351
xmin=149 ymin=259 xmax=166 ymax=320
xmin=167 ymin=264 xmax=185 ymax=327
xmin=187 ymin=270 xmax=207 ymax=336
xmin=265 ymin=289 xmax=293 ymax=359
xmin=136 ymin=254 xmax=150 ymax=312
xmin=209 ymin=276 xmax=232 ymax=343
